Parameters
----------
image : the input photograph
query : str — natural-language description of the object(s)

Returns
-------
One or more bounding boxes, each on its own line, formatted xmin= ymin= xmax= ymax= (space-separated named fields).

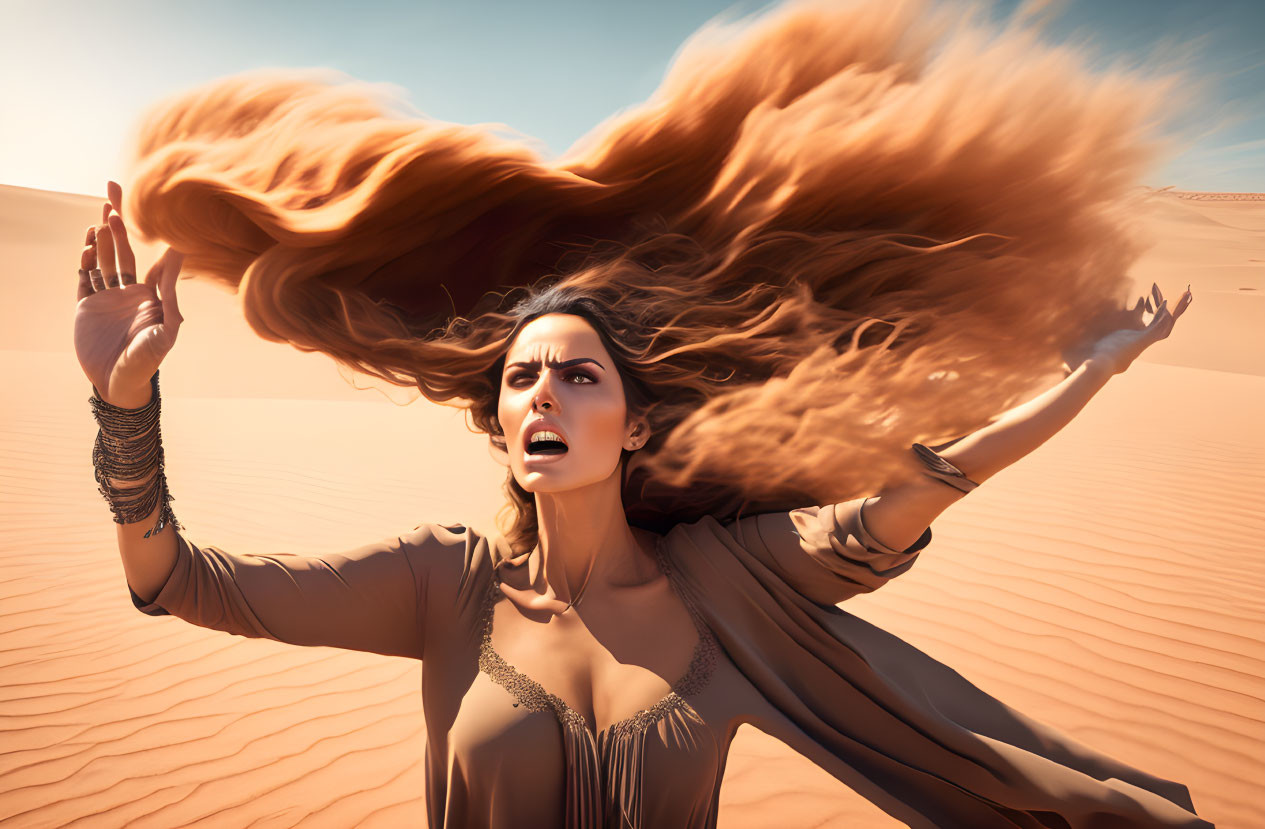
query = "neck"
xmin=532 ymin=466 xmax=649 ymax=604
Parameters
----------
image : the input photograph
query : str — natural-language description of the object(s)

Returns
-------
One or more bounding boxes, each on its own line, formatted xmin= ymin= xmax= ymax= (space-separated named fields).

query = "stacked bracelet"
xmin=911 ymin=442 xmax=980 ymax=493
xmin=90 ymin=370 xmax=183 ymax=538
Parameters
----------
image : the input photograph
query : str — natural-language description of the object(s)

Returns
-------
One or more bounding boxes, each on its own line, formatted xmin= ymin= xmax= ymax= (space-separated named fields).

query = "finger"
xmin=77 ymin=267 xmax=94 ymax=300
xmin=1151 ymin=282 xmax=1164 ymax=309
xmin=96 ymin=222 xmax=118 ymax=286
xmin=1173 ymin=284 xmax=1193 ymax=320
xmin=143 ymin=253 xmax=164 ymax=289
xmin=1148 ymin=298 xmax=1170 ymax=338
xmin=101 ymin=200 xmax=112 ymax=225
xmin=1144 ymin=295 xmax=1154 ymax=315
xmin=157 ymin=248 xmax=186 ymax=342
xmin=108 ymin=180 xmax=124 ymax=219
xmin=88 ymin=267 xmax=106 ymax=291
xmin=81 ymin=225 xmax=97 ymax=270
xmin=108 ymin=213 xmax=137 ymax=284
xmin=1131 ymin=296 xmax=1145 ymax=321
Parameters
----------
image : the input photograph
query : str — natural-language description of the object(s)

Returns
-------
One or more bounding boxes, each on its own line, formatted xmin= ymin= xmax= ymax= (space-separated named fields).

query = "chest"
xmin=485 ymin=574 xmax=702 ymax=734
xmin=428 ymin=557 xmax=750 ymax=828
xmin=445 ymin=662 xmax=732 ymax=829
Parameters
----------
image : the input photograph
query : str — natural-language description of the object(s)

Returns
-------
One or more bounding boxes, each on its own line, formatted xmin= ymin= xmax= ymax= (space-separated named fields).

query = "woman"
xmin=75 ymin=0 xmax=1207 ymax=826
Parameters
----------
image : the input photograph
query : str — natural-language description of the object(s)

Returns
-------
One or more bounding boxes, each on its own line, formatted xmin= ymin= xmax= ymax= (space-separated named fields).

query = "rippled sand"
xmin=1 ymin=184 xmax=1260 ymax=826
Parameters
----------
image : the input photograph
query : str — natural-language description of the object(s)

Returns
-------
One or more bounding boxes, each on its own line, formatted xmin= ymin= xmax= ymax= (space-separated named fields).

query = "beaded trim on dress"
xmin=477 ymin=536 xmax=719 ymax=739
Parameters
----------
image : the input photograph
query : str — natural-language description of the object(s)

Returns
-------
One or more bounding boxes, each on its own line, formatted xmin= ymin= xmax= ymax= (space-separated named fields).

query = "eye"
xmin=505 ymin=369 xmax=596 ymax=387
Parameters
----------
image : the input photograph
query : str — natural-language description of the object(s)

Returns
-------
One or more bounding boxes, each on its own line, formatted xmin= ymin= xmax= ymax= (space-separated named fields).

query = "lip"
xmin=523 ymin=450 xmax=568 ymax=466
xmin=522 ymin=419 xmax=569 ymax=455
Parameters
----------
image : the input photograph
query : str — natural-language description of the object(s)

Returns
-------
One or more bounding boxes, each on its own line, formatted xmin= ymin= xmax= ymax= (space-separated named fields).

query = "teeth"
xmin=529 ymin=430 xmax=566 ymax=445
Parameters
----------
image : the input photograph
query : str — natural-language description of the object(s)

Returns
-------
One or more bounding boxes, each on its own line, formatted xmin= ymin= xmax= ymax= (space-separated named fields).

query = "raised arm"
xmin=861 ymin=358 xmax=1113 ymax=551
xmin=863 ymin=280 xmax=1192 ymax=551
xmin=722 ymin=283 xmax=1193 ymax=605
xmin=720 ymin=360 xmax=1121 ymax=606
xmin=75 ymin=181 xmax=467 ymax=661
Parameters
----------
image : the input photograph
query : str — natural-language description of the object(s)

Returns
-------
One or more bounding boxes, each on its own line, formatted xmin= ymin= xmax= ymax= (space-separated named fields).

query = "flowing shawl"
xmin=662 ymin=512 xmax=1213 ymax=828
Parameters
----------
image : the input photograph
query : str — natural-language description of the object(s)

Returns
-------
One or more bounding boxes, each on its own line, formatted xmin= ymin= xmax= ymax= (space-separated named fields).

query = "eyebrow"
xmin=506 ymin=357 xmax=606 ymax=372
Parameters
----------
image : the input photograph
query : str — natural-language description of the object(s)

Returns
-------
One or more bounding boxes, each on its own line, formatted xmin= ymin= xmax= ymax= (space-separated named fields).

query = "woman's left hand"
xmin=1068 ymin=282 xmax=1193 ymax=377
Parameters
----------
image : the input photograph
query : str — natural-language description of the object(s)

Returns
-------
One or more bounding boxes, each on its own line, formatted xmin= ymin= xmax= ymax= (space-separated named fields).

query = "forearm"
xmin=860 ymin=358 xmax=1114 ymax=552
xmin=938 ymin=358 xmax=1114 ymax=483
xmin=91 ymin=371 xmax=182 ymax=602
xmin=117 ymin=491 xmax=179 ymax=603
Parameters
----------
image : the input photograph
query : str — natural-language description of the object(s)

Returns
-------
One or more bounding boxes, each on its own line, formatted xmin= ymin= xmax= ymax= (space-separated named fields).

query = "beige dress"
xmin=130 ymin=498 xmax=1211 ymax=828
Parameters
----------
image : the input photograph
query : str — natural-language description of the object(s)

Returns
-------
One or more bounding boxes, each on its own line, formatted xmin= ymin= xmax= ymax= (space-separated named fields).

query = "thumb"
xmin=146 ymin=248 xmax=185 ymax=354
xmin=158 ymin=248 xmax=185 ymax=333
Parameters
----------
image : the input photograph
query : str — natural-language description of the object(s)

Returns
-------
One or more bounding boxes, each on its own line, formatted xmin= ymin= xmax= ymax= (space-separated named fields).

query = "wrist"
xmin=93 ymin=371 xmax=159 ymax=410
xmin=1080 ymin=357 xmax=1117 ymax=381
xmin=101 ymin=388 xmax=154 ymax=410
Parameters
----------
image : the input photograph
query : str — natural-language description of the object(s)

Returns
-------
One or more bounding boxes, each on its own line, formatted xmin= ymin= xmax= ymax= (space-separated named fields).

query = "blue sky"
xmin=3 ymin=0 xmax=1262 ymax=197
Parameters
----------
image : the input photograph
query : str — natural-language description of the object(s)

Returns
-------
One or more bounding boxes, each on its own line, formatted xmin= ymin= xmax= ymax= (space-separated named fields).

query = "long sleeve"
xmin=723 ymin=496 xmax=931 ymax=606
xmin=662 ymin=514 xmax=1212 ymax=828
xmin=126 ymin=524 xmax=452 ymax=660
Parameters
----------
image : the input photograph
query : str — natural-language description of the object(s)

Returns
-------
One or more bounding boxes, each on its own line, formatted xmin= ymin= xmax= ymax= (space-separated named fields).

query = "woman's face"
xmin=498 ymin=313 xmax=647 ymax=494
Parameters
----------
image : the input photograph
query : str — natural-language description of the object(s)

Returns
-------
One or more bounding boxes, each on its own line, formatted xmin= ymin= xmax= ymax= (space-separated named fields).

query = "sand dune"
xmin=1 ymin=183 xmax=1261 ymax=827
xmin=1168 ymin=191 xmax=1265 ymax=201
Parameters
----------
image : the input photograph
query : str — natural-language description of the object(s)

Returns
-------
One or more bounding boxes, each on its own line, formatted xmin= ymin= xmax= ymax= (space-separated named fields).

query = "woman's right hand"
xmin=74 ymin=181 xmax=185 ymax=407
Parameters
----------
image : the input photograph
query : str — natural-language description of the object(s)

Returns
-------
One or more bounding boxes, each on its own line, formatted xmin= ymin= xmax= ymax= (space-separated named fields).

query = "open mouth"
xmin=526 ymin=430 xmax=569 ymax=456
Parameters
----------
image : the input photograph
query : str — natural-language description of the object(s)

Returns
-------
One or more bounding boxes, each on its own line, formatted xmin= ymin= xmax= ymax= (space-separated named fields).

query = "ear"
xmin=624 ymin=417 xmax=651 ymax=451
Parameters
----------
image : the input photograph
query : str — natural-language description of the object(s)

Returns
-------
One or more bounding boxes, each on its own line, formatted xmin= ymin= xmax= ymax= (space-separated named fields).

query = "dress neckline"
xmin=477 ymin=532 xmax=719 ymax=740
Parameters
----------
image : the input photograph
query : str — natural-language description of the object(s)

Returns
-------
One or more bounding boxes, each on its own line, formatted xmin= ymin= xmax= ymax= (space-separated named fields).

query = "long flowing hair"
xmin=120 ymin=0 xmax=1179 ymax=552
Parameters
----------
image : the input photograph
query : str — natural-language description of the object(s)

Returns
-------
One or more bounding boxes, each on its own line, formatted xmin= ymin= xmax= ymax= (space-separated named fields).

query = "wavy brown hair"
xmin=119 ymin=0 xmax=1180 ymax=552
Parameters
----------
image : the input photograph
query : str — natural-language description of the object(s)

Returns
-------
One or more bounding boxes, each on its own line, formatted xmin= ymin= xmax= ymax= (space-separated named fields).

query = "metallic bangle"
xmin=911 ymin=442 xmax=980 ymax=494
xmin=90 ymin=370 xmax=183 ymax=538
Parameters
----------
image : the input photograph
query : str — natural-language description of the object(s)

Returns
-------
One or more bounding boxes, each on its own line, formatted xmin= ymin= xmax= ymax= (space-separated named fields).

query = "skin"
xmin=497 ymin=313 xmax=656 ymax=613
xmin=486 ymin=295 xmax=1193 ymax=729
xmin=75 ymin=182 xmax=187 ymax=612
xmin=862 ymin=282 xmax=1193 ymax=551
xmin=492 ymin=287 xmax=1193 ymax=595
xmin=78 ymin=177 xmax=1193 ymax=731
xmin=75 ymin=180 xmax=185 ymax=409
xmin=493 ymin=314 xmax=700 ymax=730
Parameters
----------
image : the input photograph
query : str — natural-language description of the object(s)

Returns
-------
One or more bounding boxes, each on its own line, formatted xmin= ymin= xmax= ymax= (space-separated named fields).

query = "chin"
xmin=519 ymin=472 xmax=587 ymax=494
xmin=514 ymin=459 xmax=620 ymax=494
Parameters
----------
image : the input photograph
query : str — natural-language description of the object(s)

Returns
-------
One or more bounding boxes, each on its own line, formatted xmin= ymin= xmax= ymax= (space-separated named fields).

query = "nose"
xmin=532 ymin=371 xmax=560 ymax=412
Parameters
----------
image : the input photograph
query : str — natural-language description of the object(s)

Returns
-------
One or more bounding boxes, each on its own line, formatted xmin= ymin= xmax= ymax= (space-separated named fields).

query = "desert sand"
xmin=0 ymin=182 xmax=1261 ymax=827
